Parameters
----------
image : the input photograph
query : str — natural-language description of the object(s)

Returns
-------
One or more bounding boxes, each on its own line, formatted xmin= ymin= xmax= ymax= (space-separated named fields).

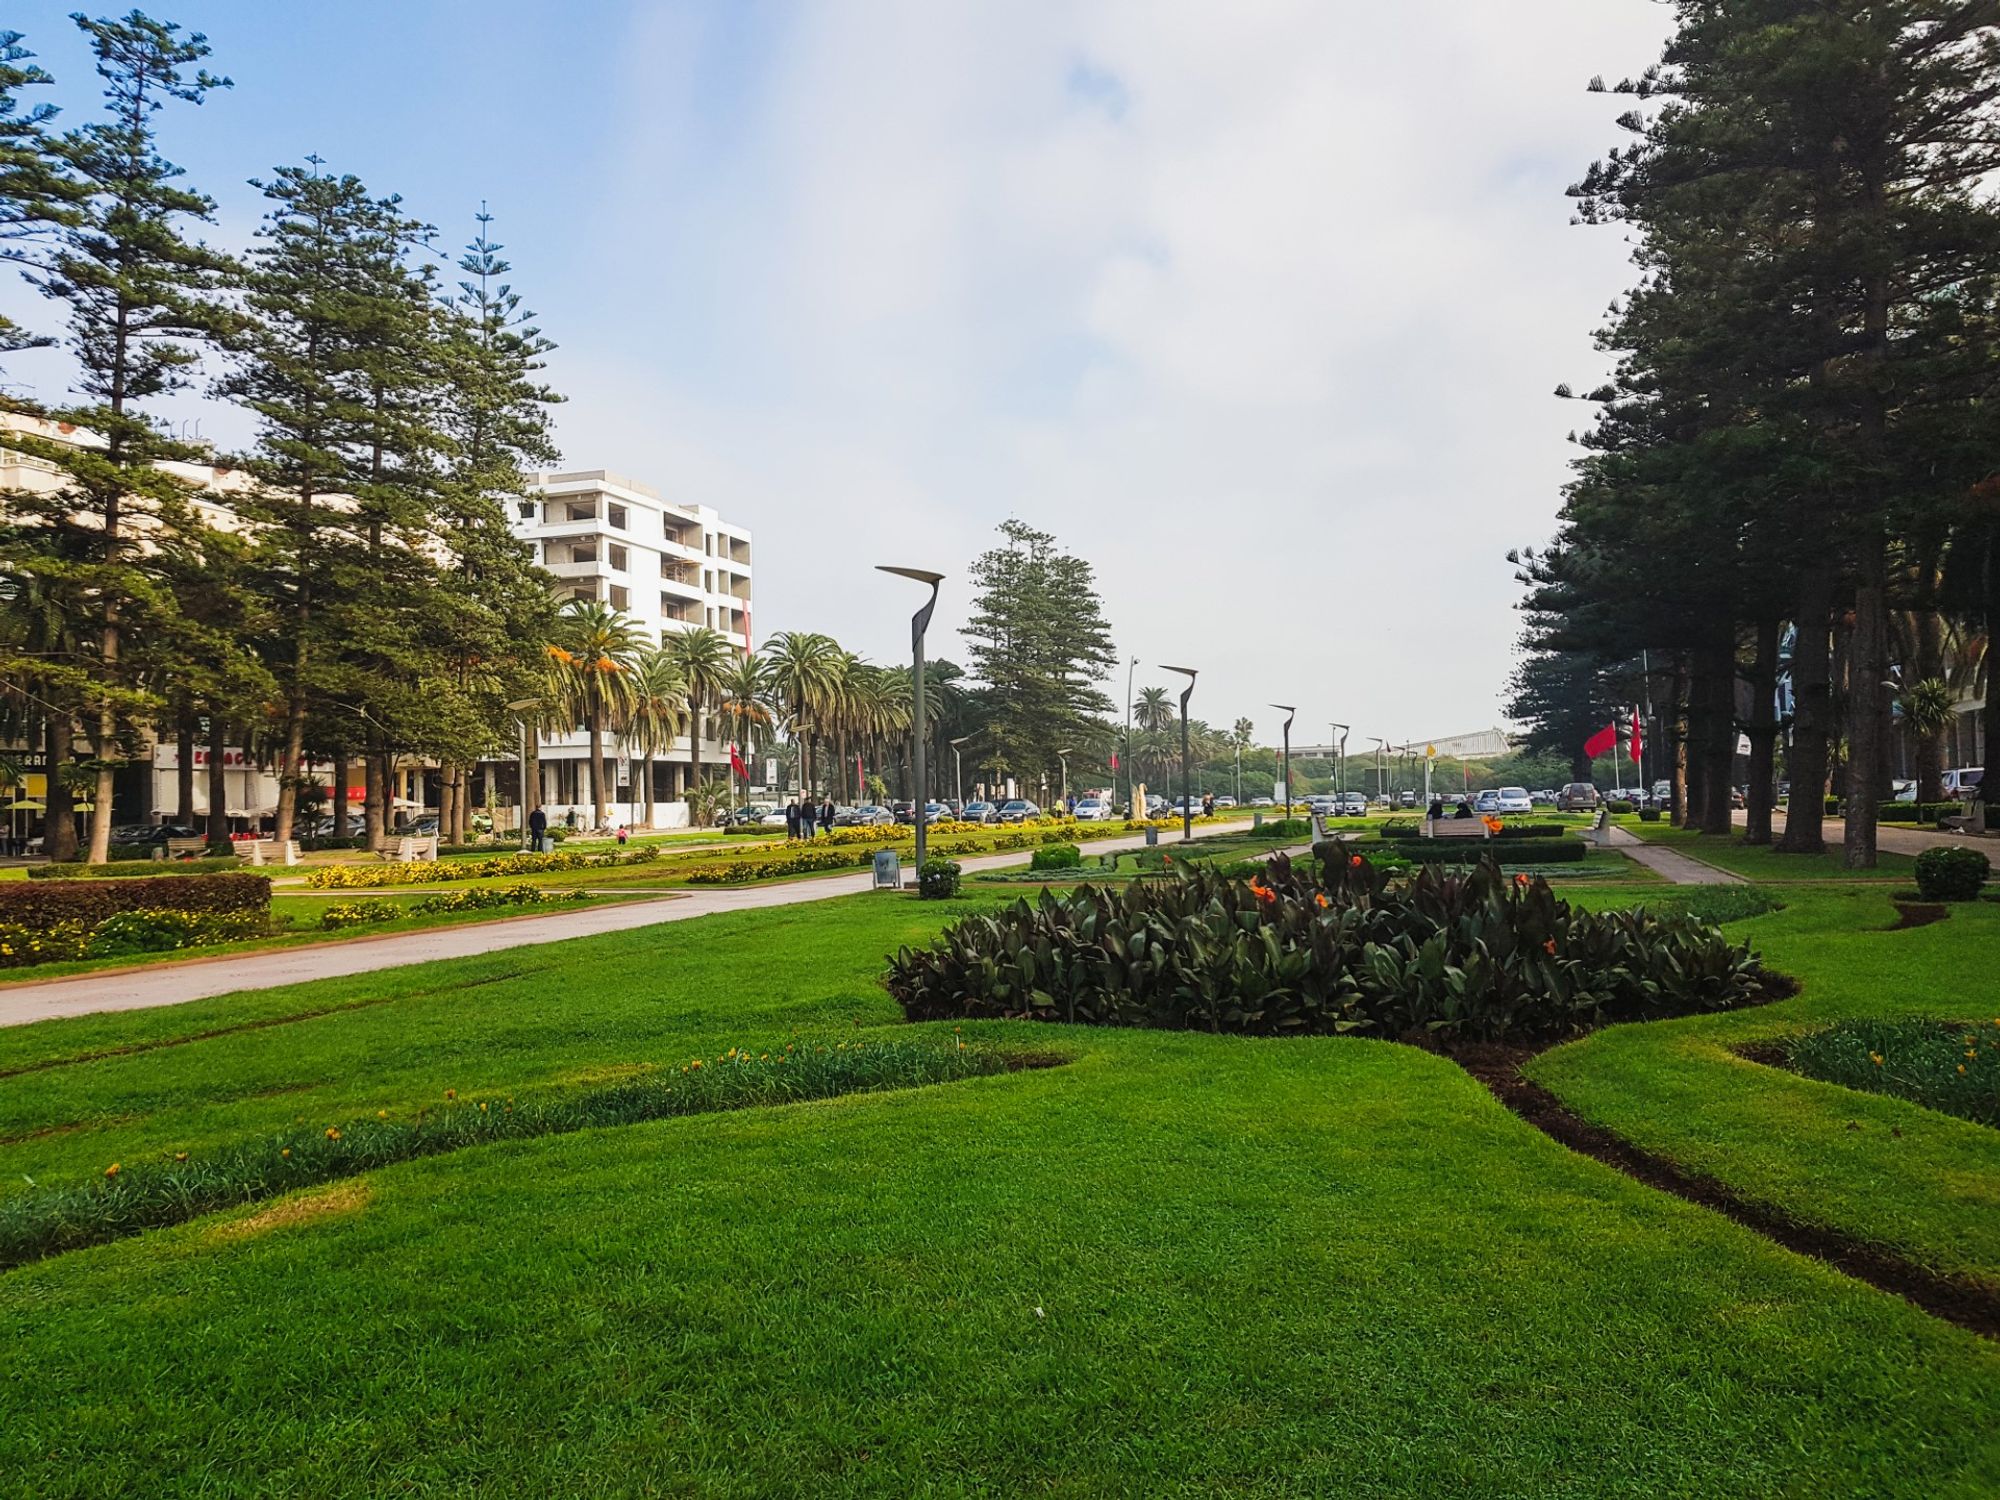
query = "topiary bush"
xmin=917 ymin=857 xmax=962 ymax=899
xmin=30 ymin=857 xmax=240 ymax=881
xmin=1030 ymin=842 xmax=1082 ymax=871
xmin=1913 ymin=845 xmax=1990 ymax=902
xmin=887 ymin=852 xmax=1766 ymax=1044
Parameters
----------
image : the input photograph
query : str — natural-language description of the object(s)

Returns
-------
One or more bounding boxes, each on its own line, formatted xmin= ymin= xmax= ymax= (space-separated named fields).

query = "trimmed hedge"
xmin=0 ymin=908 xmax=267 ymax=968
xmin=1379 ymin=822 xmax=1566 ymax=843
xmin=0 ymin=873 xmax=270 ymax=930
xmin=1030 ymin=843 xmax=1083 ymax=871
xmin=918 ymin=858 xmax=962 ymax=898
xmin=1878 ymin=802 xmax=1964 ymax=825
xmin=30 ymin=856 xmax=241 ymax=881
xmin=1345 ymin=838 xmax=1587 ymax=865
xmin=887 ymin=852 xmax=1765 ymax=1043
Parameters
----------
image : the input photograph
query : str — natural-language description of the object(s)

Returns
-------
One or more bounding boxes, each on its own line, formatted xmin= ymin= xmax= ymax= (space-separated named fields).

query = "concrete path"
xmin=1604 ymin=826 xmax=1746 ymax=885
xmin=0 ymin=824 xmax=1250 ymax=1028
xmin=1757 ymin=809 xmax=1994 ymax=859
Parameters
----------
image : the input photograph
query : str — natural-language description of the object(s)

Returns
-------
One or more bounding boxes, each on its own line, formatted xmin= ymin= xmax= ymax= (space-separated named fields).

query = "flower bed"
xmin=0 ymin=873 xmax=270 ymax=929
xmin=0 ymin=908 xmax=267 ymax=967
xmin=319 ymin=885 xmax=592 ymax=929
xmin=887 ymin=851 xmax=1766 ymax=1044
xmin=304 ymin=847 xmax=660 ymax=890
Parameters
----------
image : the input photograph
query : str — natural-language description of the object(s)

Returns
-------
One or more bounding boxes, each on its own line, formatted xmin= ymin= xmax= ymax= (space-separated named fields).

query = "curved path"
xmin=0 ymin=824 xmax=1257 ymax=1028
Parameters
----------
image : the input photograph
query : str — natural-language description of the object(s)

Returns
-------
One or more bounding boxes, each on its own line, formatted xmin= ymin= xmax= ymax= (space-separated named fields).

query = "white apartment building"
xmin=511 ymin=469 xmax=754 ymax=827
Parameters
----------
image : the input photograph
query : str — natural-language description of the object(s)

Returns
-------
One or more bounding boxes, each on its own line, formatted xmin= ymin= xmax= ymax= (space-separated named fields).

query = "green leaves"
xmin=886 ymin=852 xmax=1767 ymax=1045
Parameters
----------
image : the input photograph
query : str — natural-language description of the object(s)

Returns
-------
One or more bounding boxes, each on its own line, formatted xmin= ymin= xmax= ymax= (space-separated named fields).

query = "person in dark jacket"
xmin=527 ymin=804 xmax=547 ymax=851
xmin=818 ymin=797 xmax=835 ymax=836
xmin=785 ymin=799 xmax=800 ymax=840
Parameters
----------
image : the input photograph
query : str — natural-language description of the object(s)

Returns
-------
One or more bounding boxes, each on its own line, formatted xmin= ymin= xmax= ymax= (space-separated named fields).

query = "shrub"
xmin=410 ymin=884 xmax=590 ymax=914
xmin=304 ymin=846 xmax=659 ymax=889
xmin=683 ymin=846 xmax=870 ymax=885
xmin=1607 ymin=799 xmax=1637 ymax=814
xmin=1380 ymin=817 xmax=1421 ymax=838
xmin=0 ymin=873 xmax=270 ymax=930
xmin=917 ymin=857 xmax=962 ymax=899
xmin=1030 ymin=843 xmax=1082 ymax=871
xmin=1332 ymin=838 xmax=1587 ymax=865
xmin=320 ymin=901 xmax=402 ymax=930
xmin=886 ymin=852 xmax=1765 ymax=1044
xmin=299 ymin=835 xmax=367 ymax=852
xmin=1254 ymin=818 xmax=1313 ymax=839
xmin=1638 ymin=807 xmax=1662 ymax=822
xmin=30 ymin=857 xmax=240 ymax=881
xmin=1878 ymin=802 xmax=1965 ymax=825
xmin=84 ymin=909 xmax=265 ymax=957
xmin=1913 ymin=845 xmax=1990 ymax=902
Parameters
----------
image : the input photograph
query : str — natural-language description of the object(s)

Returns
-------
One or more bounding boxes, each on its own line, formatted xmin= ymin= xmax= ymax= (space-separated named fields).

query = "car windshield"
xmin=1964 ymin=770 xmax=1985 ymax=787
xmin=1500 ymin=788 xmax=1527 ymax=798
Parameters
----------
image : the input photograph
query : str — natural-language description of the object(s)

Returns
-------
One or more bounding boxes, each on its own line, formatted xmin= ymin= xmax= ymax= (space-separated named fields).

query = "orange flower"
xmin=281 ymin=1148 xmax=291 ymax=1158
xmin=104 ymin=1162 xmax=120 ymax=1178
xmin=174 ymin=1152 xmax=188 ymax=1163
xmin=1543 ymin=939 xmax=1557 ymax=955
xmin=1514 ymin=873 xmax=1529 ymax=887
xmin=1348 ymin=854 xmax=1362 ymax=869
xmin=1482 ymin=815 xmax=1503 ymax=834
xmin=1314 ymin=892 xmax=1330 ymax=910
xmin=1247 ymin=880 xmax=1276 ymax=905
xmin=445 ymin=1089 xmax=456 ymax=1100
xmin=596 ymin=655 xmax=618 ymax=673
xmin=325 ymin=1127 xmax=341 ymax=1140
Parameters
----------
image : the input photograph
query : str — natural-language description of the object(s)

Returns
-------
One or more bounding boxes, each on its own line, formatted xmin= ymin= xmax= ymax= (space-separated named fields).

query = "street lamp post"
xmin=877 ymin=566 xmax=943 ymax=883
xmin=1055 ymin=747 xmax=1071 ymax=808
xmin=505 ymin=697 xmax=540 ymax=849
xmin=1162 ymin=665 xmax=1198 ymax=842
xmin=949 ymin=736 xmax=969 ymax=810
xmin=1234 ymin=742 xmax=1241 ymax=806
xmin=1122 ymin=655 xmax=1138 ymax=817
xmin=1329 ymin=722 xmax=1350 ymax=799
xmin=1372 ymin=737 xmax=1389 ymax=805
xmin=1270 ymin=705 xmax=1296 ymax=818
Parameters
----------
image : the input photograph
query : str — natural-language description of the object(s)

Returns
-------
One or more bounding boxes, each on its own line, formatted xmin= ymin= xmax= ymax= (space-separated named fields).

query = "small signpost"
xmin=872 ymin=849 xmax=902 ymax=890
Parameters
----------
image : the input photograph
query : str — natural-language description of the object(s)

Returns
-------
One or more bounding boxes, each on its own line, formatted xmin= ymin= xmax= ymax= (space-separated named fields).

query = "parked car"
xmin=110 ymin=822 xmax=200 ymax=846
xmin=834 ymin=804 xmax=894 ymax=826
xmin=1472 ymin=789 xmax=1500 ymax=814
xmin=1144 ymin=794 xmax=1169 ymax=817
xmin=1944 ymin=767 xmax=1986 ymax=798
xmin=1337 ymin=791 xmax=1368 ymax=817
xmin=961 ymin=801 xmax=997 ymax=823
xmin=1072 ymin=797 xmax=1115 ymax=821
xmin=1249 ymin=796 xmax=1274 ymax=808
xmin=1214 ymin=795 xmax=1237 ymax=809
xmin=1530 ymin=789 xmax=1557 ymax=806
xmin=996 ymin=799 xmax=1041 ymax=823
xmin=756 ymin=807 xmax=790 ymax=827
xmin=1556 ymin=783 xmax=1600 ymax=812
xmin=1494 ymin=787 xmax=1534 ymax=815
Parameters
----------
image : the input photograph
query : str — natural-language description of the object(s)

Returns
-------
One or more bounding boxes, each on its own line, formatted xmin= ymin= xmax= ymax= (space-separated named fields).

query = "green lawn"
xmin=1 ymin=887 xmax=1997 ymax=1495
xmin=1529 ymin=886 xmax=2000 ymax=1284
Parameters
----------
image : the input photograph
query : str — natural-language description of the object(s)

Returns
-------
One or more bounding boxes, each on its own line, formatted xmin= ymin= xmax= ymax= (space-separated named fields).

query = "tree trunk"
xmin=1843 ymin=540 xmax=1889 ymax=869
xmin=43 ymin=715 xmax=78 ymax=863
xmin=1744 ymin=619 xmax=1779 ymax=845
xmin=524 ymin=724 xmax=542 ymax=832
xmin=176 ymin=712 xmax=197 ymax=826
xmin=641 ymin=754 xmax=654 ymax=828
xmin=332 ymin=750 xmax=349 ymax=840
xmin=274 ymin=683 xmax=307 ymax=846
xmin=1669 ymin=656 xmax=1689 ymax=828
xmin=1696 ymin=636 xmax=1736 ymax=837
xmin=687 ymin=698 xmax=704 ymax=805
xmin=1913 ymin=607 xmax=1947 ymax=806
xmin=1779 ymin=570 xmax=1834 ymax=854
xmin=587 ymin=714 xmax=607 ymax=828
xmin=205 ymin=710 xmax=230 ymax=855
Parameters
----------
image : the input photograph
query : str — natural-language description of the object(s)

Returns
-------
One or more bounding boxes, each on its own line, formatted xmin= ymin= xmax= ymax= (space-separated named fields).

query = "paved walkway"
xmin=1604 ymin=826 xmax=1746 ymax=885
xmin=0 ymin=825 xmax=1255 ymax=1029
xmin=1756 ymin=809 xmax=1995 ymax=858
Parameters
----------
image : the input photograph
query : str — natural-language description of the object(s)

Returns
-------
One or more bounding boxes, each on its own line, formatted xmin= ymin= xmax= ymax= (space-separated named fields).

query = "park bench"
xmin=1424 ymin=816 xmax=1491 ymax=840
xmin=381 ymin=835 xmax=439 ymax=862
xmin=164 ymin=837 xmax=209 ymax=859
xmin=236 ymin=838 xmax=301 ymax=867
xmin=1589 ymin=807 xmax=1615 ymax=847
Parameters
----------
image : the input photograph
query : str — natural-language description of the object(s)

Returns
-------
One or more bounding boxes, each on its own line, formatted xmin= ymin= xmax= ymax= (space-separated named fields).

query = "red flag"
xmin=1109 ymin=751 xmax=1120 ymax=771
xmin=728 ymin=743 xmax=749 ymax=780
xmin=1629 ymin=710 xmax=1643 ymax=765
xmin=1583 ymin=722 xmax=1618 ymax=760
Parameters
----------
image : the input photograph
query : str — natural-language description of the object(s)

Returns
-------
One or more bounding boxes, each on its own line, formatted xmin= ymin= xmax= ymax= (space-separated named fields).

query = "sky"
xmin=1 ymin=0 xmax=1677 ymax=751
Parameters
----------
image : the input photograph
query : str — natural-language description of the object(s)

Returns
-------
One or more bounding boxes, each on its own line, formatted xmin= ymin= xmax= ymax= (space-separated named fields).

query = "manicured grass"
xmin=1622 ymin=820 xmax=1916 ymax=881
xmin=1 ymin=889 xmax=1997 ymax=1494
xmin=1530 ymin=886 xmax=2000 ymax=1284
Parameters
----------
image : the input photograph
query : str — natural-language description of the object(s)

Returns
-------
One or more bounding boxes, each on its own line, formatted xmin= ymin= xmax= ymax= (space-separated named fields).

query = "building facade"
xmin=509 ymin=470 xmax=754 ymax=828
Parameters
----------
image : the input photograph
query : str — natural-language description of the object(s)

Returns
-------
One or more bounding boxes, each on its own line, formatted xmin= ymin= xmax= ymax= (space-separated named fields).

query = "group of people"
xmin=1427 ymin=797 xmax=1476 ymax=820
xmin=786 ymin=796 xmax=836 ymax=839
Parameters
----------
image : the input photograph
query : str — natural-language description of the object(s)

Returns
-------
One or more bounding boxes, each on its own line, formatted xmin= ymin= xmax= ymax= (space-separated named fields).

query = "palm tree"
xmin=762 ymin=630 xmax=841 ymax=793
xmin=1135 ymin=686 xmax=1173 ymax=733
xmin=1233 ymin=717 xmax=1255 ymax=749
xmin=716 ymin=652 xmax=773 ymax=802
xmin=624 ymin=647 xmax=689 ymax=828
xmin=550 ymin=600 xmax=642 ymax=828
xmin=660 ymin=626 xmax=734 ymax=807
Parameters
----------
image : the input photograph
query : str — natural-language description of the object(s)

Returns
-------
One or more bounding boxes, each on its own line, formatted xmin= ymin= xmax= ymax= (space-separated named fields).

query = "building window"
xmin=517 ymin=500 xmax=535 ymax=519
xmin=609 ymin=544 xmax=627 ymax=571
xmin=608 ymin=503 xmax=627 ymax=530
xmin=567 ymin=585 xmax=594 ymax=603
xmin=569 ymin=543 xmax=597 ymax=565
xmin=565 ymin=500 xmax=596 ymax=523
xmin=608 ymin=584 xmax=630 ymax=611
xmin=705 ymin=534 xmax=714 ymax=555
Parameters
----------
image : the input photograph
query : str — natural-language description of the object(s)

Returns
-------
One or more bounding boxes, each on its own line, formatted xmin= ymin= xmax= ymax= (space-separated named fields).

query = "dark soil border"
xmin=1890 ymin=901 xmax=1949 ymax=931
xmin=1445 ymin=1038 xmax=2000 ymax=1341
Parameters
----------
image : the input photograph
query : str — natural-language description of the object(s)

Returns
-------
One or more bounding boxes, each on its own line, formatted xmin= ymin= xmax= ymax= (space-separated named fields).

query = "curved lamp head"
xmin=1269 ymin=703 xmax=1296 ymax=735
xmin=877 ymin=565 xmax=944 ymax=645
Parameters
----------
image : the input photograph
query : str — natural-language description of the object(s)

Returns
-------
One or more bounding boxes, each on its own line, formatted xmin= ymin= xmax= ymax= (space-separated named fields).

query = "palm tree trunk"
xmin=641 ymin=753 xmax=655 ymax=828
xmin=588 ymin=712 xmax=607 ymax=829
xmin=687 ymin=695 xmax=704 ymax=804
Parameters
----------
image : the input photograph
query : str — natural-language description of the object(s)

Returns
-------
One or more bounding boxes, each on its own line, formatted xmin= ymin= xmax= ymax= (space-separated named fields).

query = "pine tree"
xmin=961 ymin=520 xmax=1117 ymax=785
xmin=5 ymin=11 xmax=233 ymax=862
xmin=0 ymin=26 xmax=80 ymax=368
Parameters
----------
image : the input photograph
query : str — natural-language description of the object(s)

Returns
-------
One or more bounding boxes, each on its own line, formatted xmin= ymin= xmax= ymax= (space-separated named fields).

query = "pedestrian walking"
xmin=818 ymin=796 xmax=835 ymax=837
xmin=615 ymin=825 xmax=628 ymax=846
xmin=785 ymin=799 xmax=800 ymax=840
xmin=527 ymin=804 xmax=547 ymax=853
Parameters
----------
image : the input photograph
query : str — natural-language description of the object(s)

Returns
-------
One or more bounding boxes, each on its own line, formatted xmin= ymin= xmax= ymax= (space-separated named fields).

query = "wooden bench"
xmin=164 ymin=837 xmax=209 ymax=859
xmin=1424 ymin=816 xmax=1491 ymax=840
xmin=380 ymin=835 xmax=439 ymax=863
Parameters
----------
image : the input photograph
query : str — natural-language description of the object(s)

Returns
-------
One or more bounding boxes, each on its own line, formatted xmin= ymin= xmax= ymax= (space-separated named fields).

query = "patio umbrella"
xmin=5 ymin=799 xmax=45 ymax=811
